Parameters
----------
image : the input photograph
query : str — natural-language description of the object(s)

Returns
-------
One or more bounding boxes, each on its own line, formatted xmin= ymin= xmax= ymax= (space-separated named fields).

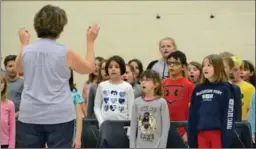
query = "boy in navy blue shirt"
xmin=188 ymin=54 xmax=236 ymax=148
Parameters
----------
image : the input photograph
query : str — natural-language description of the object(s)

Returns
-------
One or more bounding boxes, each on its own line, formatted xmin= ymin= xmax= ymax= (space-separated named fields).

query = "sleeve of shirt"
xmin=245 ymin=87 xmax=255 ymax=116
xmin=73 ymin=90 xmax=84 ymax=104
xmin=86 ymin=84 xmax=92 ymax=102
xmin=146 ymin=60 xmax=158 ymax=70
xmin=188 ymin=89 xmax=200 ymax=148
xmin=248 ymin=92 xmax=255 ymax=138
xmin=82 ymin=84 xmax=89 ymax=102
xmin=159 ymin=100 xmax=170 ymax=148
xmin=17 ymin=80 xmax=24 ymax=112
xmin=188 ymin=83 xmax=195 ymax=108
xmin=8 ymin=101 xmax=16 ymax=148
xmin=94 ymin=84 xmax=104 ymax=126
xmin=127 ymin=86 xmax=135 ymax=120
xmin=126 ymin=86 xmax=135 ymax=138
xmin=233 ymin=85 xmax=242 ymax=122
xmin=87 ymin=85 xmax=97 ymax=118
xmin=188 ymin=83 xmax=195 ymax=102
xmin=129 ymin=101 xmax=137 ymax=148
xmin=221 ymin=89 xmax=235 ymax=148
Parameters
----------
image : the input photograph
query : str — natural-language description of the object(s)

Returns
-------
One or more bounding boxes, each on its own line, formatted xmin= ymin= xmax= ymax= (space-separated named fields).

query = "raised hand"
xmin=18 ymin=27 xmax=30 ymax=45
xmin=87 ymin=24 xmax=99 ymax=42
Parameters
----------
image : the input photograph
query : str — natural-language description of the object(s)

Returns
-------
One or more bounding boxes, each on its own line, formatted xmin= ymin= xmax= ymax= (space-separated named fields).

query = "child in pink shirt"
xmin=1 ymin=76 xmax=16 ymax=148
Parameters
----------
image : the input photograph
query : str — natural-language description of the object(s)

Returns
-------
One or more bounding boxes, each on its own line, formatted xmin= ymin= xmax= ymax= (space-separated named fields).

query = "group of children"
xmin=75 ymin=43 xmax=255 ymax=148
xmin=1 ymin=4 xmax=255 ymax=148
xmin=1 ymin=41 xmax=255 ymax=149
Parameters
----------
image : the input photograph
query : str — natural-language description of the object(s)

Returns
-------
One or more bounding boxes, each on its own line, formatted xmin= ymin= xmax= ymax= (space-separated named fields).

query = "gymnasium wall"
xmin=1 ymin=1 xmax=255 ymax=90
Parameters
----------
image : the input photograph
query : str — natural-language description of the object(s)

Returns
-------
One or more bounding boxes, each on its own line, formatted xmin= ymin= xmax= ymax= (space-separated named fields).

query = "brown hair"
xmin=189 ymin=61 xmax=202 ymax=82
xmin=159 ymin=37 xmax=177 ymax=50
xmin=201 ymin=54 xmax=228 ymax=83
xmin=140 ymin=70 xmax=163 ymax=97
xmin=223 ymin=57 xmax=235 ymax=70
xmin=219 ymin=51 xmax=234 ymax=59
xmin=128 ymin=59 xmax=144 ymax=79
xmin=126 ymin=64 xmax=136 ymax=82
xmin=126 ymin=64 xmax=135 ymax=73
xmin=34 ymin=4 xmax=68 ymax=39
xmin=97 ymin=59 xmax=108 ymax=84
xmin=223 ymin=57 xmax=244 ymax=70
xmin=87 ymin=57 xmax=104 ymax=84
xmin=4 ymin=55 xmax=17 ymax=67
xmin=1 ymin=76 xmax=7 ymax=102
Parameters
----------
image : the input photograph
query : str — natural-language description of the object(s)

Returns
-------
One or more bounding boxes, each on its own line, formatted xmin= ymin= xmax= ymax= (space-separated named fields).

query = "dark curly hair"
xmin=34 ymin=4 xmax=68 ymax=39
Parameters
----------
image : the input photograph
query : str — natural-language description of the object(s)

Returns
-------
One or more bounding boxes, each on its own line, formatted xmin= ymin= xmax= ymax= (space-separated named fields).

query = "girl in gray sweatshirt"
xmin=130 ymin=70 xmax=170 ymax=148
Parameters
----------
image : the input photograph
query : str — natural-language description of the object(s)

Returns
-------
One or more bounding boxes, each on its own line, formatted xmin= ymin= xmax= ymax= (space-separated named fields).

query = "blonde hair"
xmin=159 ymin=37 xmax=177 ymax=50
xmin=0 ymin=76 xmax=7 ymax=102
xmin=231 ymin=56 xmax=244 ymax=69
xmin=201 ymin=54 xmax=228 ymax=83
xmin=223 ymin=56 xmax=244 ymax=70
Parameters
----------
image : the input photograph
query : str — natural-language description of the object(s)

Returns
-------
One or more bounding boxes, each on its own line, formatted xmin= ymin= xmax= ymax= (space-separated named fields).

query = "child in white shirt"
xmin=94 ymin=55 xmax=135 ymax=127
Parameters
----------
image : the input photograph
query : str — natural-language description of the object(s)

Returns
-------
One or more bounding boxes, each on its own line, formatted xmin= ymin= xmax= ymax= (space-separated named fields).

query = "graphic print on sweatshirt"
xmin=102 ymin=89 xmax=127 ymax=113
xmin=138 ymin=106 xmax=157 ymax=141
xmin=188 ymin=84 xmax=235 ymax=148
xmin=195 ymin=88 xmax=234 ymax=127
xmin=163 ymin=85 xmax=184 ymax=105
xmin=196 ymin=88 xmax=223 ymax=101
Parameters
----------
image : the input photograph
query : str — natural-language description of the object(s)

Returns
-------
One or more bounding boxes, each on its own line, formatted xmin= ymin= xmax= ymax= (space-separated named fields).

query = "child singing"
xmin=94 ymin=55 xmax=135 ymax=127
xmin=163 ymin=51 xmax=194 ymax=143
xmin=130 ymin=70 xmax=170 ymax=148
xmin=188 ymin=54 xmax=236 ymax=148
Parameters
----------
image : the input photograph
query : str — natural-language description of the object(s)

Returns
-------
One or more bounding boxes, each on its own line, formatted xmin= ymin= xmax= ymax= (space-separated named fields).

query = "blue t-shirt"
xmin=72 ymin=89 xmax=84 ymax=104
xmin=72 ymin=89 xmax=84 ymax=140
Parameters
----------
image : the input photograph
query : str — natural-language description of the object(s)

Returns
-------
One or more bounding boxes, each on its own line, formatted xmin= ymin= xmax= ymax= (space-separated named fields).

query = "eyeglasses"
xmin=167 ymin=61 xmax=181 ymax=66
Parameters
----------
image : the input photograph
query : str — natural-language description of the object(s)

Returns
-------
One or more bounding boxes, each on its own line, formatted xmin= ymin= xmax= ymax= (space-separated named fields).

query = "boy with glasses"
xmin=162 ymin=51 xmax=194 ymax=144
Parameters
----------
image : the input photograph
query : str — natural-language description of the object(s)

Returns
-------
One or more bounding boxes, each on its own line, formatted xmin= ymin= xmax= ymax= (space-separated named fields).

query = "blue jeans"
xmin=16 ymin=120 xmax=74 ymax=148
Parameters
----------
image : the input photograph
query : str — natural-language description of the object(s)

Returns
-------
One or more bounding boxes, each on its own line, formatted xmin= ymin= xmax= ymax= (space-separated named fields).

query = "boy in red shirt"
xmin=162 ymin=51 xmax=194 ymax=143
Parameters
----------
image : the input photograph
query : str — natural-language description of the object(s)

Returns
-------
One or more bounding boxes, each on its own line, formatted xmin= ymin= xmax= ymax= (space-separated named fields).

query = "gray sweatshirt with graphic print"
xmin=130 ymin=97 xmax=170 ymax=148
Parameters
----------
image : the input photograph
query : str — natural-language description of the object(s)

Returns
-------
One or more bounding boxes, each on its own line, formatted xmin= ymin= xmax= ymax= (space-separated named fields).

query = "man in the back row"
xmin=4 ymin=55 xmax=24 ymax=118
xmin=147 ymin=37 xmax=177 ymax=79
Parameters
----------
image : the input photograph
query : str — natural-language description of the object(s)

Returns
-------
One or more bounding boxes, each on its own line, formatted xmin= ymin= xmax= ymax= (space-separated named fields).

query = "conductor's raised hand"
xmin=87 ymin=24 xmax=99 ymax=42
xmin=18 ymin=27 xmax=30 ymax=45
